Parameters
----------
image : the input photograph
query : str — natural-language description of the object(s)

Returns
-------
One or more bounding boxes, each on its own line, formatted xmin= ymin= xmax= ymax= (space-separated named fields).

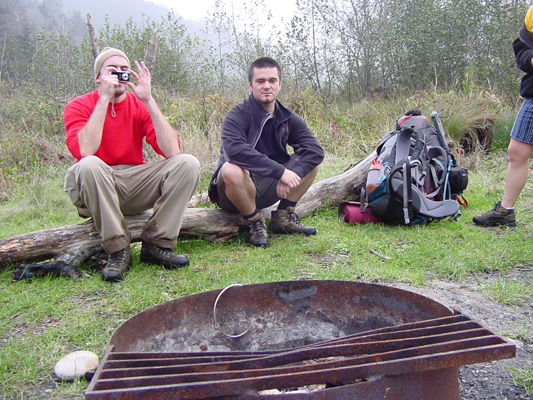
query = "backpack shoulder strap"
xmin=394 ymin=127 xmax=425 ymax=164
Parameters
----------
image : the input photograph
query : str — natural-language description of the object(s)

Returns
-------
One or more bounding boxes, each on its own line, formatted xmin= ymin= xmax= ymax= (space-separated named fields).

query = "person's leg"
xmin=218 ymin=162 xmax=257 ymax=216
xmin=215 ymin=158 xmax=321 ymax=245
xmin=138 ymin=155 xmax=200 ymax=247
xmin=116 ymin=154 xmax=201 ymax=267
xmin=473 ymin=99 xmax=533 ymax=227
xmin=501 ymin=138 xmax=533 ymax=208
xmin=285 ymin=165 xmax=319 ymax=203
xmin=270 ymin=165 xmax=320 ymax=235
xmin=216 ymin=162 xmax=268 ymax=247
xmin=473 ymin=139 xmax=532 ymax=227
xmin=63 ymin=156 xmax=131 ymax=281
xmin=64 ymin=156 xmax=131 ymax=252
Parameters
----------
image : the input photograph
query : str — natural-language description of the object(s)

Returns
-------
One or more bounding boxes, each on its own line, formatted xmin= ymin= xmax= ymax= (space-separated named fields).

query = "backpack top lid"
xmin=376 ymin=117 xmax=428 ymax=167
xmin=396 ymin=109 xmax=432 ymax=131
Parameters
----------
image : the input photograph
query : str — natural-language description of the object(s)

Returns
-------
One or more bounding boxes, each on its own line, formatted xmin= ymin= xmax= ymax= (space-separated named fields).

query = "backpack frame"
xmin=362 ymin=110 xmax=467 ymax=225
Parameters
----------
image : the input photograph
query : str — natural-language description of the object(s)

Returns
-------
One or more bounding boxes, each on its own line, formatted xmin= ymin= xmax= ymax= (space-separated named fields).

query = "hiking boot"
xmin=248 ymin=216 xmax=269 ymax=247
xmin=270 ymin=207 xmax=317 ymax=236
xmin=140 ymin=242 xmax=189 ymax=269
xmin=102 ymin=247 xmax=131 ymax=282
xmin=473 ymin=201 xmax=516 ymax=227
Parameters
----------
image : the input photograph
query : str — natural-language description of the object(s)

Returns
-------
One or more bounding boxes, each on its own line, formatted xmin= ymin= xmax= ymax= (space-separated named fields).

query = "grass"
xmin=511 ymin=367 xmax=533 ymax=395
xmin=484 ymin=279 xmax=533 ymax=306
xmin=0 ymin=90 xmax=532 ymax=398
xmin=1 ymin=153 xmax=532 ymax=398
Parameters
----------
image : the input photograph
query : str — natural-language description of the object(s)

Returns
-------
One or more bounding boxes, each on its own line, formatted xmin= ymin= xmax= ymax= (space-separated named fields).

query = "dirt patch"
xmin=388 ymin=265 xmax=533 ymax=400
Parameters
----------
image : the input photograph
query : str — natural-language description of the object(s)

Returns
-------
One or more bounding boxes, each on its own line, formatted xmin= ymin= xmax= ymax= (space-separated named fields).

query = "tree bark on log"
xmin=1 ymin=154 xmax=374 ymax=278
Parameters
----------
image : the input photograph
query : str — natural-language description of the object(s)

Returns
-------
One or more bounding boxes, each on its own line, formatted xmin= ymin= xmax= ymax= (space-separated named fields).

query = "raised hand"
xmin=127 ymin=61 xmax=152 ymax=102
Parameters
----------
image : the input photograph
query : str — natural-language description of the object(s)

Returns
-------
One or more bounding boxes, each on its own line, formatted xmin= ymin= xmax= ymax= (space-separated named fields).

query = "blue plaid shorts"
xmin=511 ymin=97 xmax=533 ymax=144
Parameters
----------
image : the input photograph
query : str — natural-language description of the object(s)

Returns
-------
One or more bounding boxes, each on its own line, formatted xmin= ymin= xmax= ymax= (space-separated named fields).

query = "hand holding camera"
xmin=104 ymin=61 xmax=152 ymax=103
xmin=111 ymin=71 xmax=131 ymax=82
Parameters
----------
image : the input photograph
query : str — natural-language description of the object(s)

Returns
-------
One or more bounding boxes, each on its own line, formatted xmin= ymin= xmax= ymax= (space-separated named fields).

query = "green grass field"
xmin=1 ymin=151 xmax=532 ymax=398
xmin=1 ymin=89 xmax=532 ymax=398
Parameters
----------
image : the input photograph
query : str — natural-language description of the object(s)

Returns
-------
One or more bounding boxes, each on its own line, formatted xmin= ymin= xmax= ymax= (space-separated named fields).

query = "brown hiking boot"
xmin=270 ymin=207 xmax=317 ymax=236
xmin=473 ymin=201 xmax=516 ymax=227
xmin=248 ymin=215 xmax=269 ymax=247
xmin=102 ymin=247 xmax=132 ymax=282
xmin=140 ymin=242 xmax=189 ymax=269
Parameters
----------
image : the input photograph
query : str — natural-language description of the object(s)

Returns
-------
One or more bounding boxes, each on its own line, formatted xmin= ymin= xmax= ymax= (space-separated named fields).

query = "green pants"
xmin=64 ymin=154 xmax=200 ymax=254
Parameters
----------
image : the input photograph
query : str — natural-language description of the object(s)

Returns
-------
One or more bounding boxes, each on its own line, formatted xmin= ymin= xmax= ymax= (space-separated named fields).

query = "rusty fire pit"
xmin=85 ymin=280 xmax=515 ymax=400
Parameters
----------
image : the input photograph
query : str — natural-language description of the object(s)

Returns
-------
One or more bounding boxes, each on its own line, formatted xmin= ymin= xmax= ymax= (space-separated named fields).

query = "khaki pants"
xmin=64 ymin=154 xmax=200 ymax=254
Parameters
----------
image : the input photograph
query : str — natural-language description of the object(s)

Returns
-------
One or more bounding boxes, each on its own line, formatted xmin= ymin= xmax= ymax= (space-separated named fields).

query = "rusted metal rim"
xmin=85 ymin=280 xmax=516 ymax=400
xmin=107 ymin=280 xmax=458 ymax=353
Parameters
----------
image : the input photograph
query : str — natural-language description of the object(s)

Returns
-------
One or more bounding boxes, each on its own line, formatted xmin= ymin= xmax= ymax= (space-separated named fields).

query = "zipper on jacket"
xmin=252 ymin=112 xmax=272 ymax=148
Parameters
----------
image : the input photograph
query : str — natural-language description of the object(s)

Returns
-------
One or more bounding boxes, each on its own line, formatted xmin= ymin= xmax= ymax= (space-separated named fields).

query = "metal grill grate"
xmin=85 ymin=313 xmax=515 ymax=400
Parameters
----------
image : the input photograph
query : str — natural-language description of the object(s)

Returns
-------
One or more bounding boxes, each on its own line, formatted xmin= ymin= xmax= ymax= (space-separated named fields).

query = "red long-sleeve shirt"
xmin=64 ymin=89 xmax=169 ymax=164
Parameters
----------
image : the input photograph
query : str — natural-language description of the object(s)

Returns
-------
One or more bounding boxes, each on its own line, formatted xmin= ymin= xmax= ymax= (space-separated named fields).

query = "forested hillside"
xmin=0 ymin=0 xmax=529 ymax=99
xmin=0 ymin=0 xmax=529 ymax=200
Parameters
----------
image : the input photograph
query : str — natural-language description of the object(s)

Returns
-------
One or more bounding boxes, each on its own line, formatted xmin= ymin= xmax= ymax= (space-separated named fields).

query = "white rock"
xmin=54 ymin=350 xmax=99 ymax=381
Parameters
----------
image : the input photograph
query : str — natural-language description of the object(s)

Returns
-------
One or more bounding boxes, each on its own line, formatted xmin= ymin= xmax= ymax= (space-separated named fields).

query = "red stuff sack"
xmin=338 ymin=201 xmax=382 ymax=224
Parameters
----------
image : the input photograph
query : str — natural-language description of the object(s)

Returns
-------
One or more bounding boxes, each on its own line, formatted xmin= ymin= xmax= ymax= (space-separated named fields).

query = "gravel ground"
xmin=390 ymin=265 xmax=533 ymax=400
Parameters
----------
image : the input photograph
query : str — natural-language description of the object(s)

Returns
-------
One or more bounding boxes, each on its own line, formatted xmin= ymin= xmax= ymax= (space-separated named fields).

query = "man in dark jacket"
xmin=209 ymin=57 xmax=324 ymax=247
xmin=473 ymin=8 xmax=533 ymax=226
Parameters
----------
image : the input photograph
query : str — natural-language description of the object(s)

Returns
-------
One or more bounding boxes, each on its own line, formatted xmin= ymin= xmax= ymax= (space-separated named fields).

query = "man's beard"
xmin=114 ymin=85 xmax=127 ymax=98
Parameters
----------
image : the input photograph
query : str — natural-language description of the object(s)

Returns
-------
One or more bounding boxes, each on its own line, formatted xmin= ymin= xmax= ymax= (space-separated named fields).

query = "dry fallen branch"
xmin=369 ymin=248 xmax=392 ymax=260
xmin=87 ymin=14 xmax=99 ymax=58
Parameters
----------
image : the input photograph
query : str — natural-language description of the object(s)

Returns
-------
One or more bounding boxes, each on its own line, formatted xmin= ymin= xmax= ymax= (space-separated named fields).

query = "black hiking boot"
xmin=270 ymin=207 xmax=316 ymax=236
xmin=473 ymin=201 xmax=516 ymax=227
xmin=140 ymin=242 xmax=189 ymax=269
xmin=102 ymin=246 xmax=132 ymax=282
xmin=248 ymin=215 xmax=269 ymax=248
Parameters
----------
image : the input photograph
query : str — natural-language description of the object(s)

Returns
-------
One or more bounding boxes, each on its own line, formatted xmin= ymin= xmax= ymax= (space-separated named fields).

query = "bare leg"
xmin=287 ymin=166 xmax=319 ymax=202
xmin=220 ymin=162 xmax=270 ymax=247
xmin=220 ymin=162 xmax=257 ymax=216
xmin=501 ymin=138 xmax=533 ymax=209
xmin=271 ymin=166 xmax=320 ymax=236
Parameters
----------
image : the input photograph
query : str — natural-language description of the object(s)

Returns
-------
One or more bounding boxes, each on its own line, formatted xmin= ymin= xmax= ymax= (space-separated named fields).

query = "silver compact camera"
xmin=111 ymin=71 xmax=131 ymax=82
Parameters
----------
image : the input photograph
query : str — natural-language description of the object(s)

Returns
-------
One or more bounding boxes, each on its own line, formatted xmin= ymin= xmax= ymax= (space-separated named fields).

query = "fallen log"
xmin=1 ymin=153 xmax=374 ymax=278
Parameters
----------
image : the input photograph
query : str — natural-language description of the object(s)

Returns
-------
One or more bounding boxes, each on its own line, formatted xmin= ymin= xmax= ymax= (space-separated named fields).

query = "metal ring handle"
xmin=213 ymin=284 xmax=250 ymax=338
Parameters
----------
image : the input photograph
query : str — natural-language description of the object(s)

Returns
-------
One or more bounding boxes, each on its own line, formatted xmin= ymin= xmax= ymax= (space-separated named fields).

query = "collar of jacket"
xmin=519 ymin=24 xmax=533 ymax=49
xmin=247 ymin=93 xmax=291 ymax=122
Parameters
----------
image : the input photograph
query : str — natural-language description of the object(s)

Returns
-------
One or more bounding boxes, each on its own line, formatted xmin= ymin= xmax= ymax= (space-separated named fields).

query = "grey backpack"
xmin=364 ymin=110 xmax=467 ymax=225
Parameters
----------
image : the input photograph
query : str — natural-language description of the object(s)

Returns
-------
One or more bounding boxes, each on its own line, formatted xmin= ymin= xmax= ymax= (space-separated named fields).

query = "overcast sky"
xmin=146 ymin=0 xmax=296 ymax=23
xmin=147 ymin=0 xmax=221 ymax=20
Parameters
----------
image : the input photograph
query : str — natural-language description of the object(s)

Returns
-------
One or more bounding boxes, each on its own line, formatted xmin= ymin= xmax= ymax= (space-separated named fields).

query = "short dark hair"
xmin=248 ymin=57 xmax=282 ymax=83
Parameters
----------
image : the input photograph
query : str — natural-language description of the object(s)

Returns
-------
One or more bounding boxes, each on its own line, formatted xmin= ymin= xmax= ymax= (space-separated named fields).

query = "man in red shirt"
xmin=63 ymin=47 xmax=200 ymax=282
